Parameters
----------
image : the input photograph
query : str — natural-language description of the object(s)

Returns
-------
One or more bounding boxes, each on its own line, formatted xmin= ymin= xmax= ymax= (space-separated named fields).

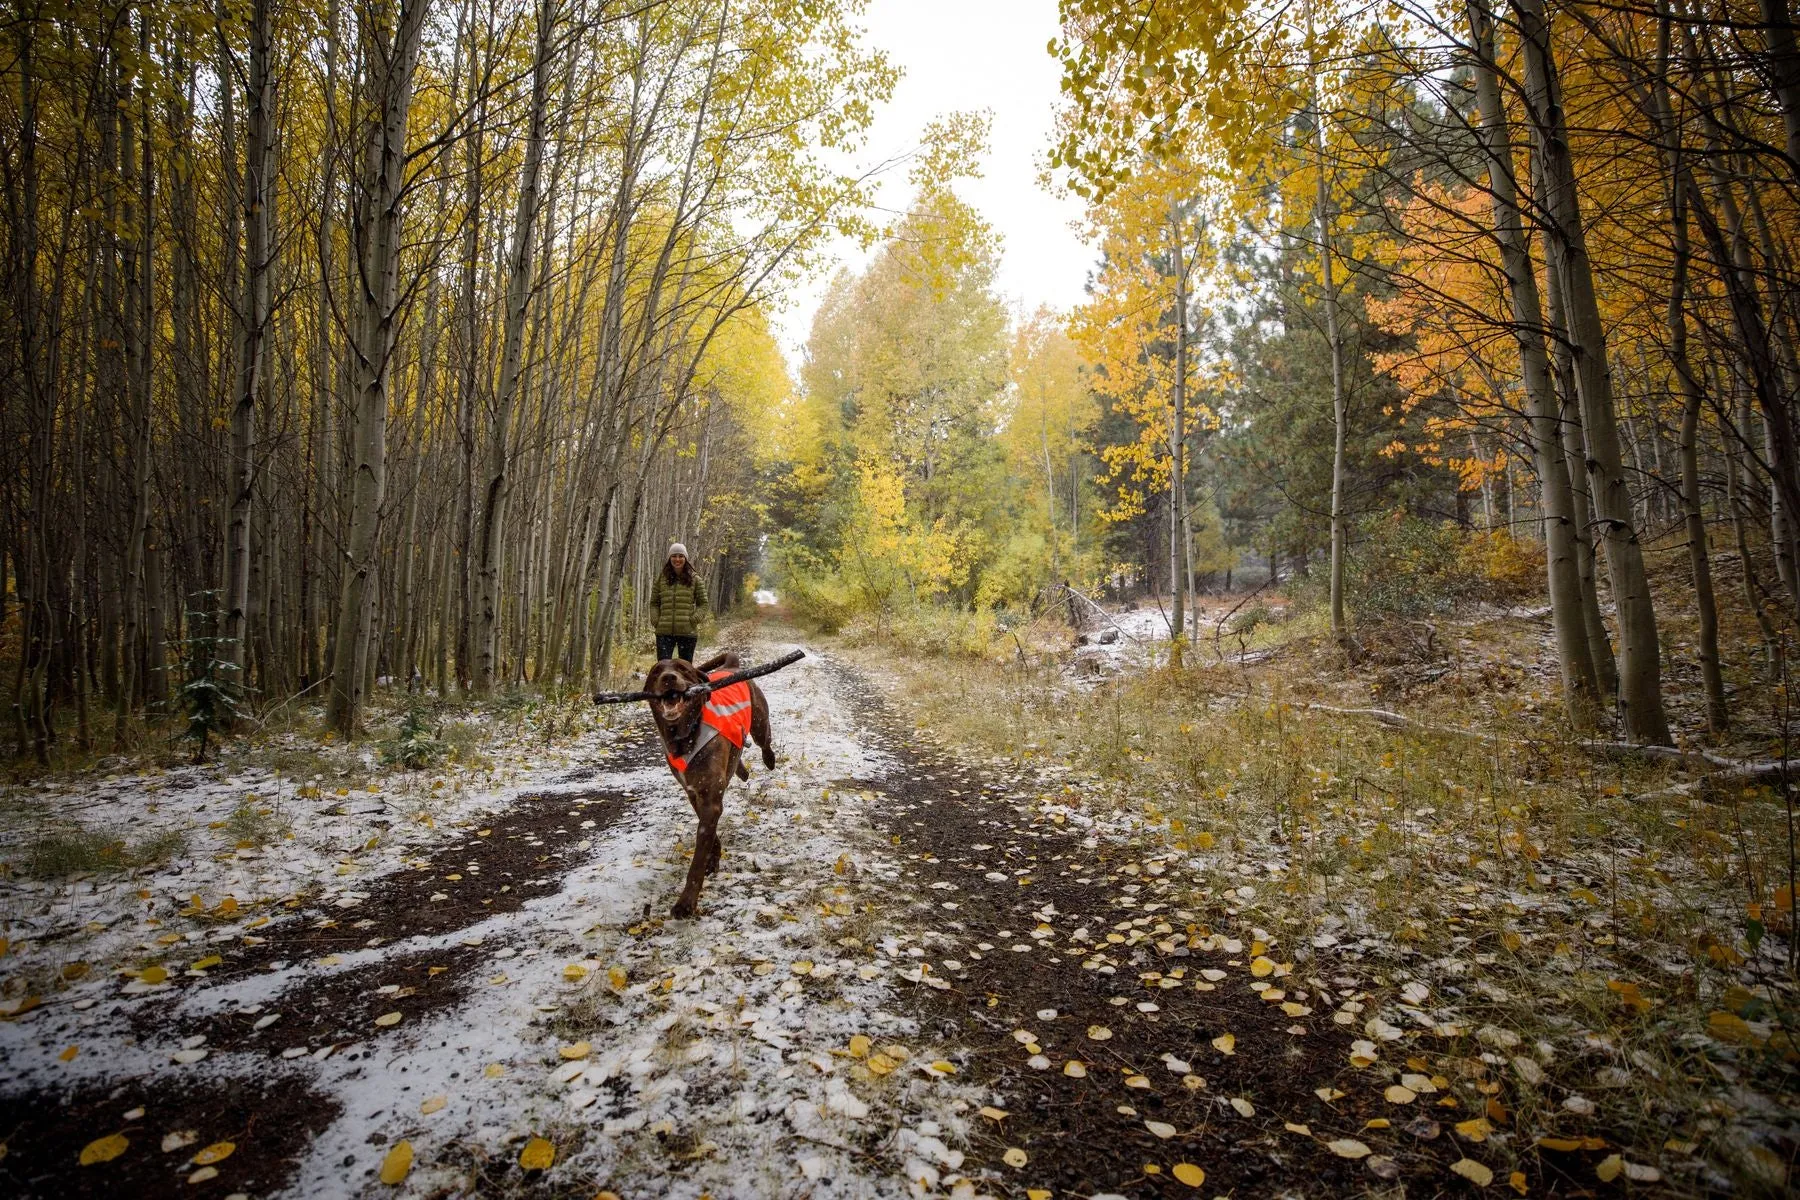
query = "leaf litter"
xmin=4 ymin=633 xmax=1794 ymax=1196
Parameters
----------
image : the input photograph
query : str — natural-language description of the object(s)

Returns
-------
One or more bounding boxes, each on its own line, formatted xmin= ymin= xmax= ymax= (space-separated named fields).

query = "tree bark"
xmin=1516 ymin=0 xmax=1670 ymax=743
xmin=114 ymin=13 xmax=156 ymax=746
xmin=1309 ymin=33 xmax=1349 ymax=644
xmin=473 ymin=0 xmax=556 ymax=694
xmin=1466 ymin=0 xmax=1597 ymax=725
xmin=224 ymin=0 xmax=275 ymax=684
xmin=326 ymin=0 xmax=431 ymax=736
xmin=1757 ymin=0 xmax=1800 ymax=190
xmin=1545 ymin=255 xmax=1619 ymax=698
xmin=1652 ymin=7 xmax=1728 ymax=730
xmin=1168 ymin=213 xmax=1187 ymax=667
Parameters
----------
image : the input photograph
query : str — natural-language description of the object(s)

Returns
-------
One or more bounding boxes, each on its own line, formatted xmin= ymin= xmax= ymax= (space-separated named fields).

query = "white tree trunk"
xmin=327 ymin=0 xmax=431 ymax=736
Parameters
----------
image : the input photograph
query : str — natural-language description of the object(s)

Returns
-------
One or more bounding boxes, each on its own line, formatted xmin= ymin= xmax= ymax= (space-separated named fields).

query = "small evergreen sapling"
xmin=382 ymin=696 xmax=445 ymax=770
xmin=176 ymin=593 xmax=243 ymax=764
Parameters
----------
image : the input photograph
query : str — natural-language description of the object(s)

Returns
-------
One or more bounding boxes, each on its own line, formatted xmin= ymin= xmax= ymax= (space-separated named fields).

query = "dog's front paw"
xmin=670 ymin=898 xmax=696 ymax=919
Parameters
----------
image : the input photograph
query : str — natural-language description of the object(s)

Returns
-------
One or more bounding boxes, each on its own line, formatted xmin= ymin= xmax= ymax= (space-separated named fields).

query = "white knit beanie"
xmin=669 ymin=543 xmax=688 ymax=559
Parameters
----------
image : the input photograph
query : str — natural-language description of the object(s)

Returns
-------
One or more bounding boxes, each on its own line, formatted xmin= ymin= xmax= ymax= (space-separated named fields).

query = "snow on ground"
xmin=1064 ymin=599 xmax=1270 ymax=681
xmin=0 ymin=712 xmax=622 ymax=986
xmin=0 ymin=646 xmax=998 ymax=1198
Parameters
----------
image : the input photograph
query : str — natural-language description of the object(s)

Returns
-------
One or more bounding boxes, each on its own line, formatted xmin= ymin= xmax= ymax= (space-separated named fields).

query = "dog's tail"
xmin=697 ymin=650 xmax=739 ymax=673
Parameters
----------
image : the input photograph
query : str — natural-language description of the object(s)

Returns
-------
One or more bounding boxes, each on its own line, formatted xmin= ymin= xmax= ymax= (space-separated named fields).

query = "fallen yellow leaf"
xmin=79 ymin=1133 xmax=129 ymax=1165
xmin=1212 ymin=1032 xmax=1235 ymax=1055
xmin=1172 ymin=1162 xmax=1205 ymax=1187
xmin=1452 ymin=1158 xmax=1494 ymax=1187
xmin=559 ymin=1042 xmax=591 ymax=1060
xmin=848 ymin=1034 xmax=871 ymax=1059
xmin=420 ymin=1095 xmax=447 ymax=1115
xmin=1003 ymin=1147 xmax=1028 ymax=1168
xmin=191 ymin=1142 xmax=234 ymax=1165
xmin=1455 ymin=1117 xmax=1492 ymax=1142
xmin=380 ymin=1140 xmax=413 ymax=1185
xmin=374 ymin=1011 xmax=402 ymax=1027
xmin=519 ymin=1136 xmax=555 ymax=1171
xmin=1708 ymin=1011 xmax=1755 ymax=1043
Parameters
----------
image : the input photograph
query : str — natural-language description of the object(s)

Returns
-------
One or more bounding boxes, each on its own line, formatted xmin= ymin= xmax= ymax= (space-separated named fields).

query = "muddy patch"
xmin=0 ymin=1072 xmax=341 ymax=1199
xmin=129 ymin=729 xmax=658 ymax=998
xmin=162 ymin=942 xmax=495 ymax=1055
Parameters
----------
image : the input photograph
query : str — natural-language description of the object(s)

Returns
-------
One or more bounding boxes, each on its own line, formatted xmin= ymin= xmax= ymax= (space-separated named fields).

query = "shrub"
xmin=850 ymin=603 xmax=998 ymax=659
xmin=381 ymin=698 xmax=445 ymax=770
xmin=1301 ymin=513 xmax=1545 ymax=623
xmin=780 ymin=570 xmax=854 ymax=634
xmin=225 ymin=801 xmax=285 ymax=847
xmin=1465 ymin=528 xmax=1542 ymax=602
xmin=1228 ymin=602 xmax=1275 ymax=636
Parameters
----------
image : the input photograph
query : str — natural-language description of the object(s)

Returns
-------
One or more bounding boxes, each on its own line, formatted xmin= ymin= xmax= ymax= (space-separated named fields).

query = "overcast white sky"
xmin=770 ymin=0 xmax=1096 ymax=366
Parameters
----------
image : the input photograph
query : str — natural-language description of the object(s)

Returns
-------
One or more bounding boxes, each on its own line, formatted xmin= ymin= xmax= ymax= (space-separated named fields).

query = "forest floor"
xmin=1 ymin=611 xmax=1796 ymax=1198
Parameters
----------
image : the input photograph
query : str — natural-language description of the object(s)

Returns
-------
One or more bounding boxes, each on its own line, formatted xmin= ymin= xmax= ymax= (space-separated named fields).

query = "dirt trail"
xmin=827 ymin=666 xmax=1484 ymax=1199
xmin=3 ymin=643 xmax=1519 ymax=1198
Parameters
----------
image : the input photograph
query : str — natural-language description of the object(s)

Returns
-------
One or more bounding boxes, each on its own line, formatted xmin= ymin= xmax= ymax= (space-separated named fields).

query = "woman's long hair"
xmin=663 ymin=555 xmax=694 ymax=586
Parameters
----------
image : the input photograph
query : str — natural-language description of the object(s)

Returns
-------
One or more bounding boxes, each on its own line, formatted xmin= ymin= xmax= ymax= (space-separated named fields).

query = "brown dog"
xmin=642 ymin=651 xmax=777 ymax=917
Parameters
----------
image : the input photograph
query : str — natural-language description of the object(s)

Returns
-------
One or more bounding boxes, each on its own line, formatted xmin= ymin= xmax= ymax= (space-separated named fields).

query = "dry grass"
xmin=9 ymin=826 xmax=188 ymax=878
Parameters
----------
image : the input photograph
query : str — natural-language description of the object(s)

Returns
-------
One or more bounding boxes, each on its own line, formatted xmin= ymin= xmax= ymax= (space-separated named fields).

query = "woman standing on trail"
xmin=651 ymin=543 xmax=707 ymax=662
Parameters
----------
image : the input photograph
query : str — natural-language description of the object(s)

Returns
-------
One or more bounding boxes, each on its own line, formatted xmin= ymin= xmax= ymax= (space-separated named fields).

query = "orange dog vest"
xmin=667 ymin=672 xmax=753 ymax=773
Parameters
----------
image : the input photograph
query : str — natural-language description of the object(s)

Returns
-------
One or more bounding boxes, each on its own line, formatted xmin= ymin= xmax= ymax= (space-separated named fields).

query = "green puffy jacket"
xmin=650 ymin=571 xmax=707 ymax=636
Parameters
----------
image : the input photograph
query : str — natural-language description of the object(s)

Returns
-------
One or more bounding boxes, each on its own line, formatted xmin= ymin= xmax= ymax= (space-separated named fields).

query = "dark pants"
xmin=657 ymin=634 xmax=697 ymax=663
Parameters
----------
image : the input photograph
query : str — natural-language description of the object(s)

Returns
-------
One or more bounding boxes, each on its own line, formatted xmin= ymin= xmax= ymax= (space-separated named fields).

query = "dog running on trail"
xmin=640 ymin=651 xmax=778 ymax=917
